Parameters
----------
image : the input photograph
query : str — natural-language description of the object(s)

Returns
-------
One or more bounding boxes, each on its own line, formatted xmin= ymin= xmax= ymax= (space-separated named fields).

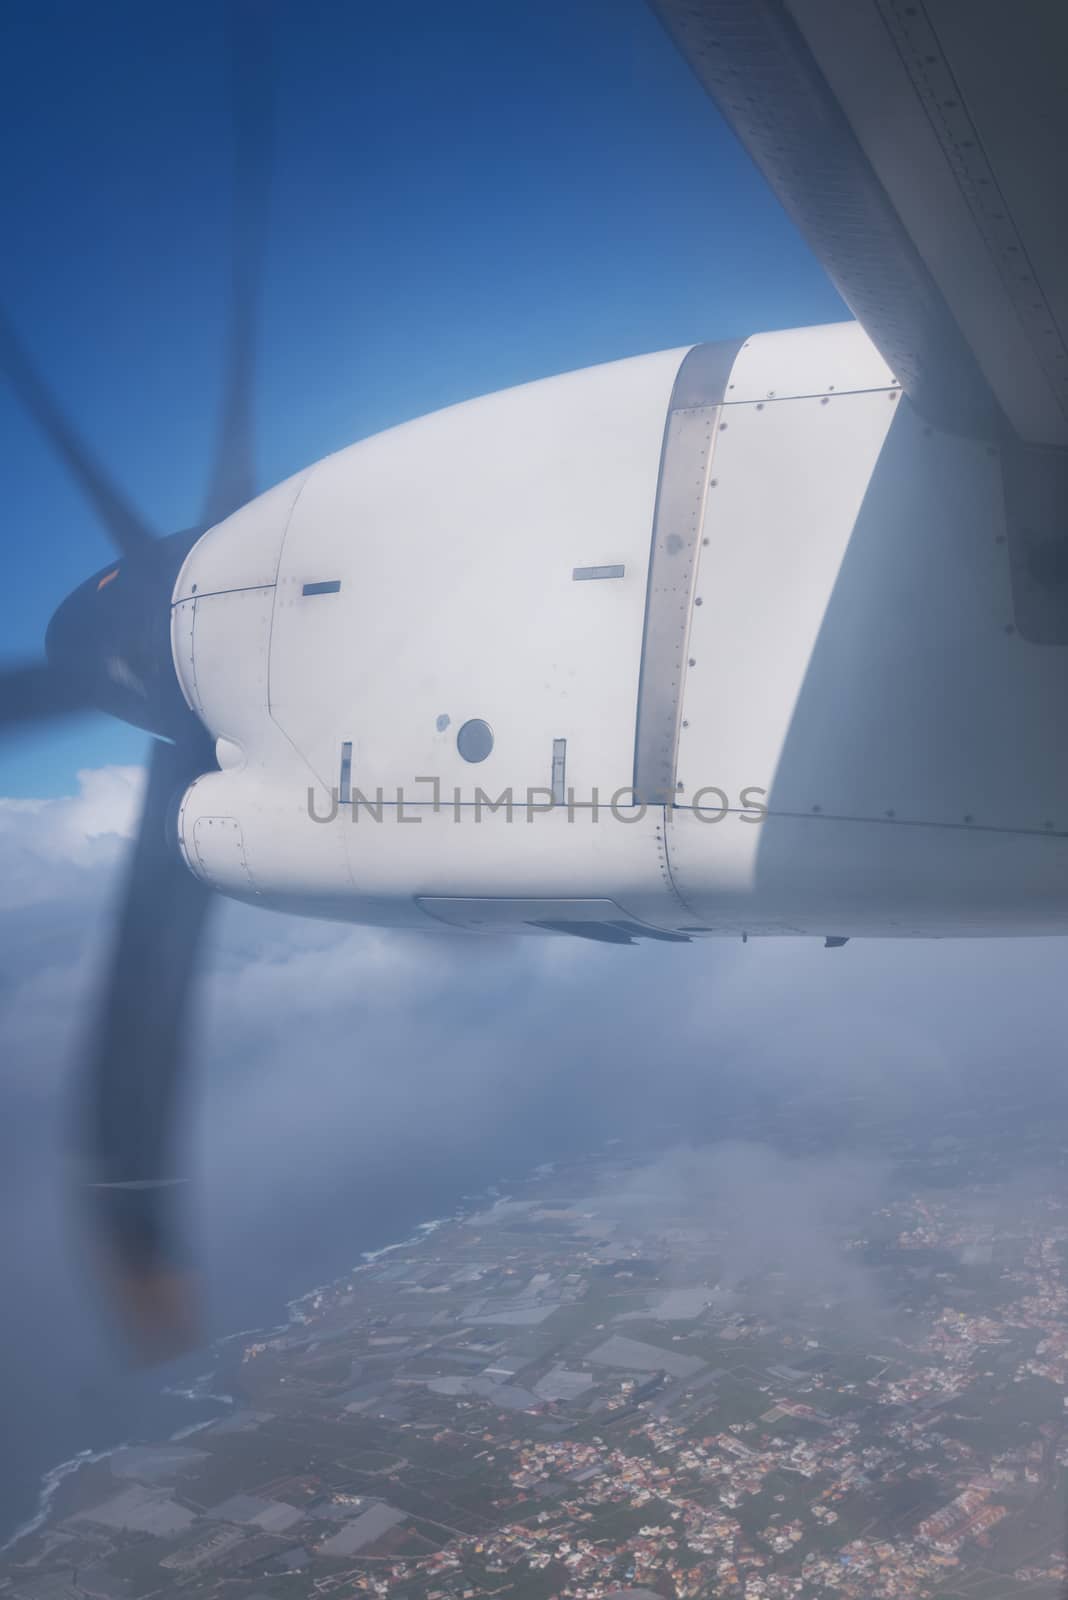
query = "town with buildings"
xmin=5 ymin=1126 xmax=1068 ymax=1600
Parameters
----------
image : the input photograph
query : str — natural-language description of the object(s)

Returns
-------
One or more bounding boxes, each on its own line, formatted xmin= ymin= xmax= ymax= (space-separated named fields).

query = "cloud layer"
xmin=3 ymin=763 xmax=1068 ymax=1529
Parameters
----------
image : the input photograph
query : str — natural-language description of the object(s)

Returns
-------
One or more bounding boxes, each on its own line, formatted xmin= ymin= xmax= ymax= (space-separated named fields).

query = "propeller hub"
xmin=45 ymin=528 xmax=203 ymax=738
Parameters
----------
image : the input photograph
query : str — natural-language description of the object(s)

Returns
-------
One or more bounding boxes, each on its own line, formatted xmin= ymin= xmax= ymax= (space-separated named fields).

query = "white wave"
xmin=284 ymin=1213 xmax=452 ymax=1318
xmin=8 ymin=1163 xmax=551 ymax=1555
xmin=3 ymin=1382 xmax=235 ymax=1552
xmin=2 ymin=1445 xmax=116 ymax=1553
xmin=161 ymin=1372 xmax=236 ymax=1408
xmin=216 ymin=1320 xmax=289 ymax=1346
xmin=357 ymin=1213 xmax=445 ymax=1267
xmin=169 ymin=1418 xmax=220 ymax=1442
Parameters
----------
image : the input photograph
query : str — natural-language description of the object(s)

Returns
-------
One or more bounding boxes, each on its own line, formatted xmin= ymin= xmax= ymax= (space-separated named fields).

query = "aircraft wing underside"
xmin=650 ymin=0 xmax=1068 ymax=451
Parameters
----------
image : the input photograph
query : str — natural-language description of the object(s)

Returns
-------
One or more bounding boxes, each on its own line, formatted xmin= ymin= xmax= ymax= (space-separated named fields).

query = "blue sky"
xmin=0 ymin=0 xmax=845 ymax=795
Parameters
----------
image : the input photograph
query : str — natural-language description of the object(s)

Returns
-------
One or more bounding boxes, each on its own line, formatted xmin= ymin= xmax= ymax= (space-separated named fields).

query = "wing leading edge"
xmin=650 ymin=0 xmax=1068 ymax=449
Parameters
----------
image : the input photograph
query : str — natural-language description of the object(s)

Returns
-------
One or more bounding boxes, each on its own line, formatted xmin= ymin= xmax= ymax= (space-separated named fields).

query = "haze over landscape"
xmin=4 ymin=767 xmax=1068 ymax=1582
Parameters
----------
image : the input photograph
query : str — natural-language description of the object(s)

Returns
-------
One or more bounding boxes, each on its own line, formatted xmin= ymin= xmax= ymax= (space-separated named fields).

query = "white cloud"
xmin=0 ymin=764 xmax=144 ymax=908
xmin=4 ymin=764 xmax=1068 ymax=1351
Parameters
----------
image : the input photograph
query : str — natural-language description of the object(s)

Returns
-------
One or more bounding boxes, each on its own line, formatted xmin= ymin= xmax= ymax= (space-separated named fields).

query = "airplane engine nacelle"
xmin=172 ymin=323 xmax=1068 ymax=940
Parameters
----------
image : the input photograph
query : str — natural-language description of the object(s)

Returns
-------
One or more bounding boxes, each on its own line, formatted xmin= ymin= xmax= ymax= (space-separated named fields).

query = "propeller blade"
xmin=200 ymin=1 xmax=274 ymax=529
xmin=0 ymin=659 xmax=92 ymax=730
xmin=83 ymin=729 xmax=214 ymax=1361
xmin=0 ymin=308 xmax=157 ymax=559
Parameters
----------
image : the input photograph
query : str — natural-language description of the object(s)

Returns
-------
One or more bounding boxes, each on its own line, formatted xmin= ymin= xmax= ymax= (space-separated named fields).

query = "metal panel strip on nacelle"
xmin=633 ymin=339 xmax=744 ymax=807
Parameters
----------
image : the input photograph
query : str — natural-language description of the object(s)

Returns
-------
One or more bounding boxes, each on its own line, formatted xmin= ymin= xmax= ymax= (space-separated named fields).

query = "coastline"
xmin=1 ymin=1185 xmax=512 ymax=1556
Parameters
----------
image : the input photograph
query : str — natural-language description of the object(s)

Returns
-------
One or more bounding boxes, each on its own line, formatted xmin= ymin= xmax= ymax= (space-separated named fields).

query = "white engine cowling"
xmin=171 ymin=323 xmax=1068 ymax=939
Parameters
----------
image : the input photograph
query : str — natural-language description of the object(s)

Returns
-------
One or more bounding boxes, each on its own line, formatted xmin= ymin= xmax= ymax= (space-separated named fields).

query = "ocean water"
xmin=0 ymin=1143 xmax=571 ymax=1549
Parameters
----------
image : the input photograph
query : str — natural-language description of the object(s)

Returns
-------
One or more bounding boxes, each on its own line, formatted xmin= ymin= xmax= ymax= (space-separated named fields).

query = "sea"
xmin=0 ymin=1144 xmax=572 ymax=1552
